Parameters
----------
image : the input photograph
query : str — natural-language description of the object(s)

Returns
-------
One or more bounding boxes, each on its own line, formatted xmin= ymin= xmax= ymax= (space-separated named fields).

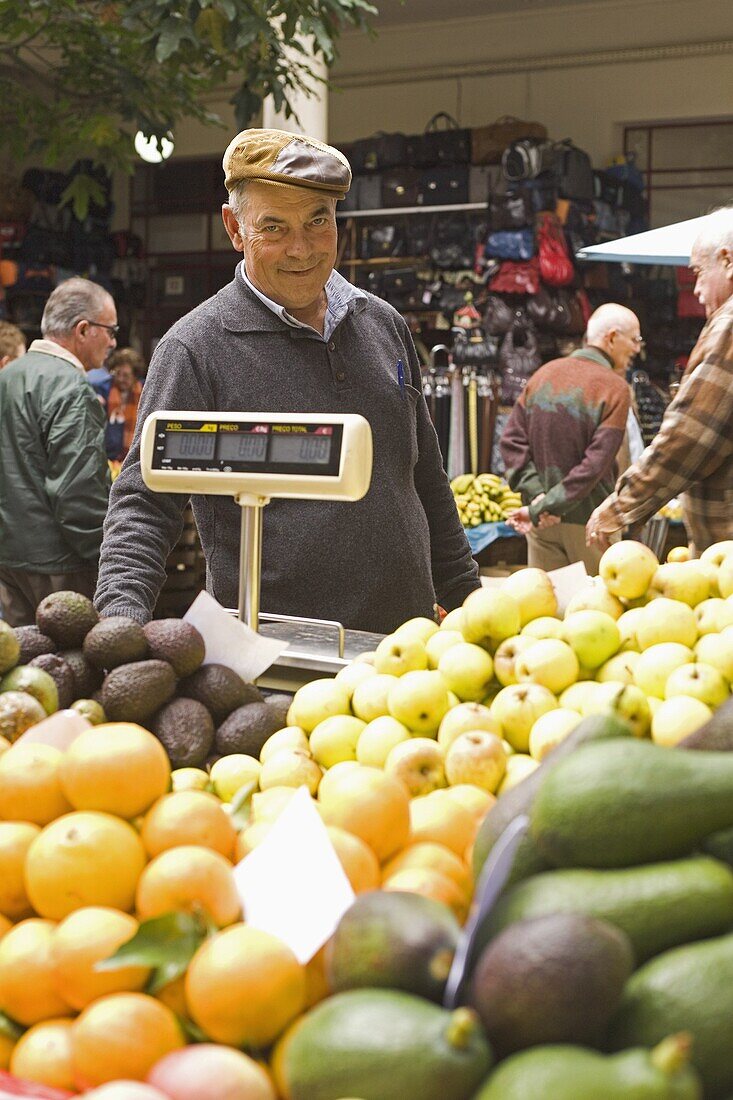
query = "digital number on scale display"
xmin=154 ymin=420 xmax=341 ymax=474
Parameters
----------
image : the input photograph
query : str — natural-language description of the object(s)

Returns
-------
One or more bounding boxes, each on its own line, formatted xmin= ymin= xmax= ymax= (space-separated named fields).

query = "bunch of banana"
xmin=450 ymin=473 xmax=523 ymax=527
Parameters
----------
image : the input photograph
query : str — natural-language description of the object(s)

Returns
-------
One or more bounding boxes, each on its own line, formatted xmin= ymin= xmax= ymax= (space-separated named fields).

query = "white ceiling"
xmin=372 ymin=0 xmax=619 ymax=23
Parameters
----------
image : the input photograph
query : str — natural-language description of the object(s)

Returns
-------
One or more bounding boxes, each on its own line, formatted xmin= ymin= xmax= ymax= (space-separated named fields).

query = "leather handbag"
xmin=360 ymin=222 xmax=403 ymax=259
xmin=527 ymin=287 xmax=586 ymax=334
xmin=498 ymin=320 xmax=542 ymax=404
xmin=488 ymin=188 xmax=533 ymax=230
xmin=485 ymin=228 xmax=535 ymax=261
xmin=471 ymin=117 xmax=548 ymax=165
xmin=343 ymin=132 xmax=408 ymax=172
xmin=429 ymin=216 xmax=475 ymax=269
xmin=381 ymin=168 xmax=422 ymax=208
xmin=553 ymin=140 xmax=594 ymax=203
xmin=502 ymin=139 xmax=557 ymax=182
xmin=488 ymin=258 xmax=540 ymax=296
xmin=452 ymin=333 xmax=500 ymax=367
xmin=483 ymin=294 xmax=516 ymax=334
xmin=409 ymin=113 xmax=472 ymax=167
xmin=419 ymin=165 xmax=470 ymax=206
xmin=346 ymin=174 xmax=383 ymax=211
xmin=469 ymin=165 xmax=500 ymax=204
xmin=405 ymin=215 xmax=433 ymax=256
xmin=537 ymin=213 xmax=575 ymax=287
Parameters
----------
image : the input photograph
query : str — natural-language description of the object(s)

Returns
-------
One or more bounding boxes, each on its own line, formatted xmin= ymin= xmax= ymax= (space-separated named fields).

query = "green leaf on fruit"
xmin=0 ymin=1011 xmax=24 ymax=1040
xmin=228 ymin=779 xmax=258 ymax=832
xmin=96 ymin=911 xmax=209 ymax=993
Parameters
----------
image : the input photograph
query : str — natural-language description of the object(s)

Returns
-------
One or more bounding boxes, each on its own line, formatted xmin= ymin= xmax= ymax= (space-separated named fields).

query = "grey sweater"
xmin=95 ymin=270 xmax=479 ymax=634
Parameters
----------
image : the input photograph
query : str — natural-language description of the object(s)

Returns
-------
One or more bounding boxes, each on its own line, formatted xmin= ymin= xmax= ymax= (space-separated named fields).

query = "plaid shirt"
xmin=592 ymin=294 xmax=733 ymax=552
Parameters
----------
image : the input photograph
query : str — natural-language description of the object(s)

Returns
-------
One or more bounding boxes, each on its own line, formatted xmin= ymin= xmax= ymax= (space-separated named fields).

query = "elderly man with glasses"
xmin=0 ymin=276 xmax=115 ymax=624
xmin=587 ymin=205 xmax=733 ymax=557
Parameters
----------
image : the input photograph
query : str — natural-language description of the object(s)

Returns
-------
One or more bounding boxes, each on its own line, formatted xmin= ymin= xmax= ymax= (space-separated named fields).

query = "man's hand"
xmin=586 ymin=505 xmax=619 ymax=551
xmin=531 ymin=493 xmax=561 ymax=529
xmin=507 ymin=506 xmax=532 ymax=535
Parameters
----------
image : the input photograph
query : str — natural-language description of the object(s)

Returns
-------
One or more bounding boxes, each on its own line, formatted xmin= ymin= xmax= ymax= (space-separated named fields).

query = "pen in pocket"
xmin=397 ymin=358 xmax=405 ymax=395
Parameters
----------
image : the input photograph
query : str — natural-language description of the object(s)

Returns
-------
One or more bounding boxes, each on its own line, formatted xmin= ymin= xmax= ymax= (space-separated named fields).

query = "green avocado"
xmin=0 ymin=621 xmax=20 ymax=676
xmin=35 ymin=590 xmax=98 ymax=648
xmin=215 ymin=701 xmax=281 ymax=757
xmin=180 ymin=663 xmax=262 ymax=724
xmin=60 ymin=649 xmax=103 ymax=699
xmin=151 ymin=697 xmax=214 ymax=768
xmin=100 ymin=659 xmax=176 ymax=722
xmin=0 ymin=691 xmax=47 ymax=742
xmin=13 ymin=625 xmax=57 ymax=664
xmin=0 ymin=665 xmax=58 ymax=715
xmin=83 ymin=617 xmax=148 ymax=670
xmin=28 ymin=653 xmax=75 ymax=710
xmin=143 ymin=619 xmax=205 ymax=678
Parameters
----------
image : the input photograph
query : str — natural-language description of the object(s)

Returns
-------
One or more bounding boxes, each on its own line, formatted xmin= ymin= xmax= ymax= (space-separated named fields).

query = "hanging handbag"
xmin=488 ymin=258 xmax=540 ymax=296
xmin=469 ymin=165 xmax=500 ymax=204
xmin=471 ymin=117 xmax=548 ymax=166
xmin=483 ymin=294 xmax=516 ymax=334
xmin=502 ymin=139 xmax=557 ymax=182
xmin=552 ymin=140 xmax=594 ymax=202
xmin=537 ymin=212 xmax=575 ymax=287
xmin=404 ymin=215 xmax=433 ymax=256
xmin=485 ymin=227 xmax=535 ymax=261
xmin=381 ymin=168 xmax=422 ymax=208
xmin=409 ymin=112 xmax=472 ymax=167
xmin=488 ymin=188 xmax=533 ymax=230
xmin=452 ymin=333 xmax=500 ymax=367
xmin=360 ymin=222 xmax=403 ymax=260
xmin=344 ymin=132 xmax=408 ymax=172
xmin=429 ymin=215 xmax=475 ymax=269
xmin=418 ymin=165 xmax=470 ymax=206
xmin=498 ymin=320 xmax=542 ymax=404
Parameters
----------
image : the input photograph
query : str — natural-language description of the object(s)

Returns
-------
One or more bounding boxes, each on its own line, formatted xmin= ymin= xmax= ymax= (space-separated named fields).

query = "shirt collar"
xmin=29 ymin=338 xmax=86 ymax=375
xmin=238 ymin=262 xmax=366 ymax=340
xmin=570 ymin=345 xmax=615 ymax=369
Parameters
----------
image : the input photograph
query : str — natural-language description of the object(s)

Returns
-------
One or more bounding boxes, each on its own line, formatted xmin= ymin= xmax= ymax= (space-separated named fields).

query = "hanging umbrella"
xmin=576 ymin=215 xmax=711 ymax=266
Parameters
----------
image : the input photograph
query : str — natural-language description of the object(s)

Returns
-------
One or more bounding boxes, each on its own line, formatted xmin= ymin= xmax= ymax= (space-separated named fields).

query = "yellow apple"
xmin=515 ymin=638 xmax=580 ymax=695
xmin=599 ymin=540 xmax=658 ymax=600
xmin=493 ymin=635 xmax=538 ymax=687
xmin=438 ymin=643 xmax=495 ymax=702
xmin=528 ymin=707 xmax=582 ymax=762
xmin=565 ymin=579 xmax=624 ymax=620
xmin=258 ymin=748 xmax=322 ymax=794
xmin=354 ymin=650 xmax=377 ymax=665
xmin=171 ymin=767 xmax=211 ymax=793
xmin=666 ymin=546 xmax=691 ymax=563
xmin=497 ymin=753 xmax=539 ymax=794
xmin=289 ymin=678 xmax=352 ymax=732
xmin=394 ymin=616 xmax=440 ymax=645
xmin=425 ymin=629 xmax=464 ymax=669
xmin=562 ymin=610 xmax=621 ymax=670
xmin=635 ymin=597 xmax=698 ymax=650
xmin=210 ymin=754 xmax=262 ymax=802
xmin=440 ymin=608 xmax=465 ymax=633
xmin=259 ymin=726 xmax=310 ymax=763
xmin=385 ymin=737 xmax=447 ymax=797
xmin=351 ymin=673 xmax=399 ymax=722
xmin=437 ymin=701 xmax=501 ymax=752
xmin=617 ymin=608 xmax=645 ymax=652
xmin=720 ymin=556 xmax=733 ymax=599
xmin=694 ymin=597 xmax=733 ymax=636
xmin=664 ymin=662 xmax=730 ymax=707
xmin=335 ymin=660 xmax=378 ymax=695
xmin=583 ymin=681 xmax=651 ymax=738
xmin=251 ymin=785 xmax=297 ymax=822
xmin=696 ymin=629 xmax=733 ymax=684
xmin=309 ymin=714 xmax=366 ymax=767
xmin=504 ymin=568 xmax=558 ymax=626
xmin=649 ymin=561 xmax=711 ymax=607
xmin=559 ymin=680 xmax=604 ymax=713
xmin=521 ymin=616 xmax=565 ymax=640
xmin=388 ymin=670 xmax=451 ymax=734
xmin=444 ymin=731 xmax=507 ymax=793
xmin=700 ymin=540 xmax=733 ymax=568
xmin=633 ymin=642 xmax=694 ymax=699
xmin=490 ymin=683 xmax=558 ymax=752
xmin=596 ymin=651 xmax=641 ymax=684
xmin=461 ymin=587 xmax=521 ymax=650
xmin=374 ymin=634 xmax=429 ymax=677
xmin=651 ymin=696 xmax=713 ymax=747
xmin=355 ymin=715 xmax=412 ymax=768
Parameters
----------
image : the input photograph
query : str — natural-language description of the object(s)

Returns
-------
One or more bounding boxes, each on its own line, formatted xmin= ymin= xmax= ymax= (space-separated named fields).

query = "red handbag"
xmin=488 ymin=258 xmax=540 ymax=296
xmin=537 ymin=213 xmax=574 ymax=287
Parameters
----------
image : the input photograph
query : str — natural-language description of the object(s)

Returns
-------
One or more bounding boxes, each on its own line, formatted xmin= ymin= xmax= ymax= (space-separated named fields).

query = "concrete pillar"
xmin=262 ymin=37 xmax=328 ymax=140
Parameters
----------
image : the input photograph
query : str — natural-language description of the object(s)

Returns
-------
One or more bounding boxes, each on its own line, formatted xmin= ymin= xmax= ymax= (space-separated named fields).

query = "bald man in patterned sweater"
xmin=500 ymin=303 xmax=641 ymax=573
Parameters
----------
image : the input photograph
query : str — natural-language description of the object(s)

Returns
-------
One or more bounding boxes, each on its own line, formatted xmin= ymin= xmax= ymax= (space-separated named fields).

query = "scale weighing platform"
xmin=140 ymin=410 xmax=384 ymax=689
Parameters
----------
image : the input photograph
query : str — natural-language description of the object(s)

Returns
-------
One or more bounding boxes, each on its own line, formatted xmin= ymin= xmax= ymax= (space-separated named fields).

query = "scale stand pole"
xmin=236 ymin=493 xmax=269 ymax=632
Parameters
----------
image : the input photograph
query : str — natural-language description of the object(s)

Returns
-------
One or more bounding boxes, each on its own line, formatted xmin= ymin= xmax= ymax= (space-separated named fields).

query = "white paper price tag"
xmin=184 ymin=590 xmax=286 ymax=682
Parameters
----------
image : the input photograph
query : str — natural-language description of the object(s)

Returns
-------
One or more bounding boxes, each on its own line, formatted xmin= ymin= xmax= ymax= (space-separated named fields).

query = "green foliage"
xmin=0 ymin=0 xmax=376 ymax=211
xmin=96 ymin=909 xmax=214 ymax=994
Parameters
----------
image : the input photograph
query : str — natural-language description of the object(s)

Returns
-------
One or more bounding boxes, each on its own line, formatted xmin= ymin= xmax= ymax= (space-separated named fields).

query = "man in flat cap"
xmin=95 ymin=129 xmax=479 ymax=633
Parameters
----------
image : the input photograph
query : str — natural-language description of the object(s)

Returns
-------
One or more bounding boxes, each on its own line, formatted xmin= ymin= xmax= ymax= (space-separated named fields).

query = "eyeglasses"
xmin=85 ymin=320 xmax=119 ymax=337
xmin=630 ymin=335 xmax=645 ymax=349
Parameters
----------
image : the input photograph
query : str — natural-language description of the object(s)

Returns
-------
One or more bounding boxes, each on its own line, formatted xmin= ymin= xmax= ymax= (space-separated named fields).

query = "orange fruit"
xmin=154 ymin=975 xmax=188 ymax=1019
xmin=147 ymin=1044 xmax=277 ymax=1100
xmin=51 ymin=906 xmax=150 ymax=1010
xmin=60 ymin=723 xmax=170 ymax=819
xmin=317 ymin=765 xmax=410 ymax=862
xmin=0 ymin=820 xmax=41 ymax=920
xmin=408 ymin=789 xmax=477 ymax=857
xmin=185 ymin=923 xmax=305 ymax=1047
xmin=0 ymin=1031 xmax=15 ymax=1070
xmin=141 ymin=791 xmax=236 ymax=860
xmin=382 ymin=841 xmax=472 ymax=897
xmin=10 ymin=1018 xmax=75 ymax=1091
xmin=326 ymin=825 xmax=381 ymax=893
xmin=135 ymin=845 xmax=241 ymax=928
xmin=0 ymin=919 xmax=72 ymax=1025
xmin=85 ymin=1085 xmax=169 ymax=1100
xmin=25 ymin=811 xmax=147 ymax=921
xmin=303 ymin=944 xmax=330 ymax=1009
xmin=383 ymin=867 xmax=469 ymax=923
xmin=0 ymin=915 xmax=11 ymax=939
xmin=71 ymin=992 xmax=184 ymax=1088
xmin=0 ymin=743 xmax=72 ymax=826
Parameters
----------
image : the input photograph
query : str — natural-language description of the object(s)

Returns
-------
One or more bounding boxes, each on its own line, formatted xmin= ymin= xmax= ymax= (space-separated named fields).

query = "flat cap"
xmin=223 ymin=128 xmax=351 ymax=199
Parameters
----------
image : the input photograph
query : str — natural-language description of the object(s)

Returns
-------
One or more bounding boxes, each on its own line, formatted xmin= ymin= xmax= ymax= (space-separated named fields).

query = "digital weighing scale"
xmin=140 ymin=410 xmax=385 ymax=689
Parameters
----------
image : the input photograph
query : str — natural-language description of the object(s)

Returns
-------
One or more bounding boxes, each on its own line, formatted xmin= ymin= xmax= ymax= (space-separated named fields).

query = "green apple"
xmin=635 ymin=597 xmax=698 ymax=651
xmin=521 ymin=616 xmax=565 ymax=640
xmin=425 ymin=629 xmax=465 ymax=670
xmin=651 ymin=695 xmax=713 ymax=747
xmin=559 ymin=680 xmax=604 ymax=714
xmin=497 ymin=753 xmax=539 ymax=794
xmin=701 ymin=540 xmax=733 ymax=568
xmin=490 ymin=683 xmax=558 ymax=752
xmin=504 ymin=567 xmax=558 ymax=626
xmin=258 ymin=748 xmax=322 ymax=795
xmin=259 ymin=725 xmax=310 ymax=763
xmin=440 ymin=608 xmax=465 ymax=633
xmin=447 ymin=690 xmax=461 ymax=708
xmin=596 ymin=650 xmax=641 ymax=685
xmin=444 ymin=730 xmax=507 ymax=793
xmin=515 ymin=638 xmax=579 ymax=695
xmin=696 ymin=629 xmax=733 ymax=683
xmin=335 ymin=660 xmax=378 ymax=695
xmin=562 ymin=610 xmax=621 ymax=670
xmin=374 ymin=634 xmax=429 ymax=677
xmin=171 ymin=767 xmax=211 ymax=793
xmin=394 ymin=616 xmax=440 ymax=645
xmin=289 ymin=677 xmax=352 ymax=733
xmin=665 ymin=662 xmax=730 ymax=707
xmin=354 ymin=650 xmax=376 ymax=665
xmin=210 ymin=753 xmax=262 ymax=802
xmin=599 ymin=540 xmax=659 ymax=600
xmin=565 ymin=580 xmax=624 ymax=620
xmin=351 ymin=673 xmax=399 ymax=722
xmin=528 ymin=707 xmax=582 ymax=762
xmin=720 ymin=556 xmax=733 ymax=599
xmin=633 ymin=642 xmax=694 ymax=699
xmin=388 ymin=670 xmax=451 ymax=734
xmin=385 ymin=737 xmax=447 ymax=797
xmin=437 ymin=701 xmax=501 ymax=752
xmin=695 ymin=598 xmax=733 ymax=636
xmin=649 ymin=561 xmax=711 ymax=607
xmin=355 ymin=715 xmax=412 ymax=768
xmin=461 ymin=587 xmax=521 ymax=650
xmin=583 ymin=681 xmax=651 ymax=738
xmin=699 ymin=561 xmax=721 ymax=598
xmin=309 ymin=714 xmax=366 ymax=768
xmin=438 ymin=642 xmax=495 ymax=702
xmin=617 ymin=608 xmax=645 ymax=652
xmin=493 ymin=635 xmax=538 ymax=687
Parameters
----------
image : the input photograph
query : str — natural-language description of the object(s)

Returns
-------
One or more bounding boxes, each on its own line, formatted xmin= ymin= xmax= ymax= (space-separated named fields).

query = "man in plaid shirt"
xmin=587 ymin=206 xmax=733 ymax=555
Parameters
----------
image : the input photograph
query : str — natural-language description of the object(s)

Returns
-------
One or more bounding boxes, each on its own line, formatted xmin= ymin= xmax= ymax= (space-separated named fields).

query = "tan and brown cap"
xmin=223 ymin=128 xmax=351 ymax=199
